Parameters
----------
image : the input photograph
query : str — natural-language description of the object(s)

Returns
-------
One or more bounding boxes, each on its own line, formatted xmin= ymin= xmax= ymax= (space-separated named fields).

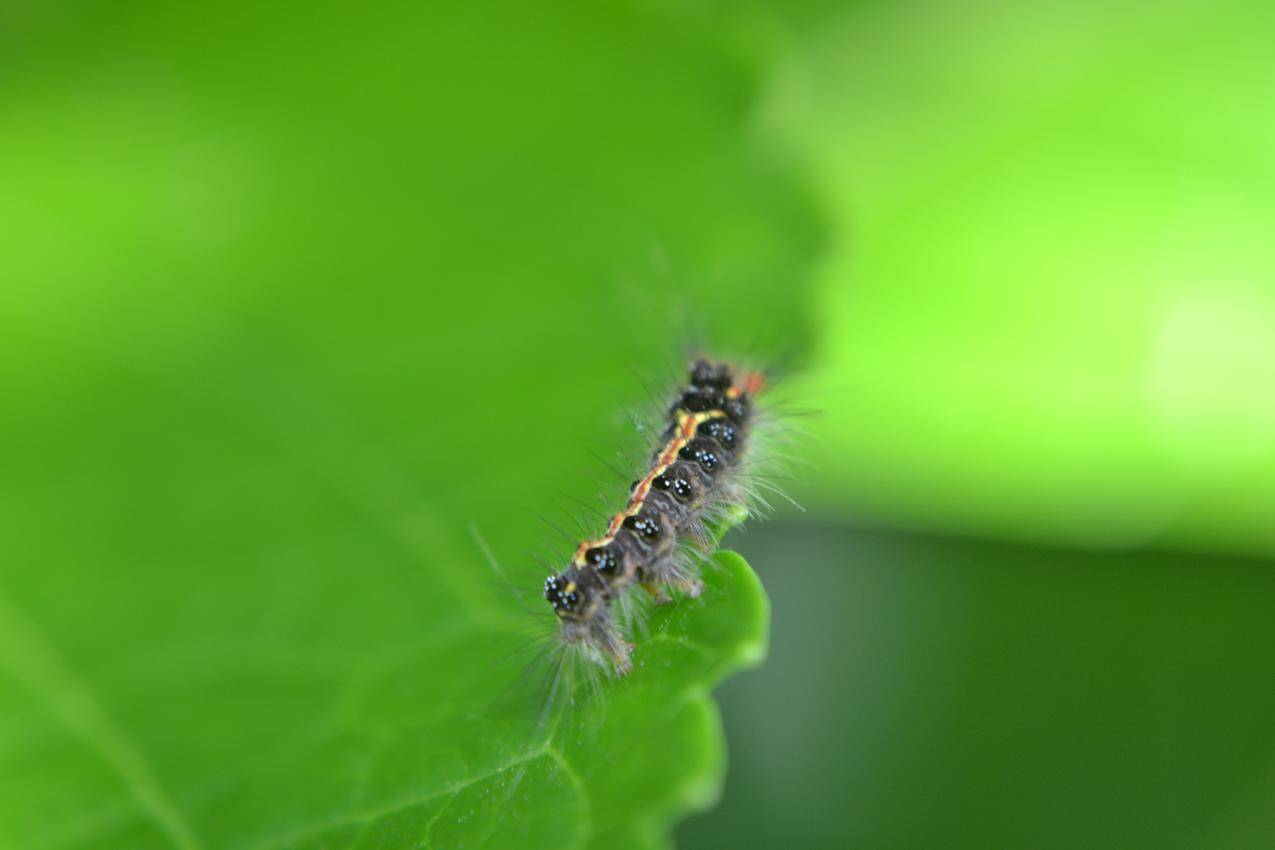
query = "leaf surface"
xmin=0 ymin=2 xmax=811 ymax=848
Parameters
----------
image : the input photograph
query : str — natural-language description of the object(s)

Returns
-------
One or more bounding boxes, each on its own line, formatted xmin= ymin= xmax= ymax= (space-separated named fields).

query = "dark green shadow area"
xmin=678 ymin=524 xmax=1275 ymax=850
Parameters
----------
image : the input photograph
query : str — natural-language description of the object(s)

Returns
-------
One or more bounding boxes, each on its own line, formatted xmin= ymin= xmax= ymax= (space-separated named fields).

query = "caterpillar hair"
xmin=542 ymin=357 xmax=767 ymax=676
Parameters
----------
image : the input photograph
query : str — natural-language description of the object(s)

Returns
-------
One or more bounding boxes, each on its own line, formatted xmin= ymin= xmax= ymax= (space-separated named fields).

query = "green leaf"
xmin=0 ymin=528 xmax=766 ymax=849
xmin=273 ymin=551 xmax=768 ymax=850
xmin=0 ymin=2 xmax=810 ymax=848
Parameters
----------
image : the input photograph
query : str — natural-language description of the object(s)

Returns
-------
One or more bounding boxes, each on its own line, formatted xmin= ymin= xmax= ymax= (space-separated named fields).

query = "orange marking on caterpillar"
xmin=544 ymin=357 xmax=773 ymax=677
xmin=571 ymin=410 xmax=716 ymax=563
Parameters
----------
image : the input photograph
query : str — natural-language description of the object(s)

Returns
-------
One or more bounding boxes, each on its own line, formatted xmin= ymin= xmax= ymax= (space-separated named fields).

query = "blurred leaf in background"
xmin=769 ymin=0 xmax=1275 ymax=554
xmin=679 ymin=526 xmax=1275 ymax=850
xmin=0 ymin=1 xmax=816 ymax=848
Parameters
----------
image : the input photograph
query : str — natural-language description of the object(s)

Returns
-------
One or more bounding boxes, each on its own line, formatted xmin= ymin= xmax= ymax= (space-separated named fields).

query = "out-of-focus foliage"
xmin=681 ymin=527 xmax=1275 ymax=850
xmin=769 ymin=0 xmax=1275 ymax=554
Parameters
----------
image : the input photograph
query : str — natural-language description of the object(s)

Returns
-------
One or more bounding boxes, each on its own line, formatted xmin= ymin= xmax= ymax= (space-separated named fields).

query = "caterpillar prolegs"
xmin=543 ymin=358 xmax=765 ymax=675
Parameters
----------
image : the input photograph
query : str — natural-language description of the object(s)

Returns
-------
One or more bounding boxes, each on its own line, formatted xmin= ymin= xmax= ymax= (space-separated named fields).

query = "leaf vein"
xmin=0 ymin=592 xmax=204 ymax=850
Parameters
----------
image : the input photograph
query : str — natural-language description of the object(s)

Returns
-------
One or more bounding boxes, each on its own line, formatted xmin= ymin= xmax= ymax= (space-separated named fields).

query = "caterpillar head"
xmin=678 ymin=360 xmax=731 ymax=414
xmin=689 ymin=358 xmax=733 ymax=390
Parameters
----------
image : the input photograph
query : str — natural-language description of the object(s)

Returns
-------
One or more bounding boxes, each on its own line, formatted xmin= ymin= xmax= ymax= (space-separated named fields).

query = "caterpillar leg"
xmin=570 ymin=611 xmax=634 ymax=677
xmin=641 ymin=549 xmax=705 ymax=601
xmin=613 ymin=643 xmax=634 ymax=676
xmin=641 ymin=582 xmax=672 ymax=605
xmin=642 ymin=576 xmax=703 ymax=603
xmin=676 ymin=576 xmax=704 ymax=599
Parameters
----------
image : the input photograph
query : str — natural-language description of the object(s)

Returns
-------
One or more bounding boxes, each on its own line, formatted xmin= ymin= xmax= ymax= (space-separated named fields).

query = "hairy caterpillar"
xmin=542 ymin=358 xmax=765 ymax=676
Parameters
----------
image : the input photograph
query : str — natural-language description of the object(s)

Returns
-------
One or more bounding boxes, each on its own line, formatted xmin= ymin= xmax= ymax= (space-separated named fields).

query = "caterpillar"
xmin=542 ymin=357 xmax=765 ymax=676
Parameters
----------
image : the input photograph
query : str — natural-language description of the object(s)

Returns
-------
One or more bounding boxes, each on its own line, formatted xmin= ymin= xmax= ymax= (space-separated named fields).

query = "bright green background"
xmin=3 ymin=0 xmax=1274 ymax=848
